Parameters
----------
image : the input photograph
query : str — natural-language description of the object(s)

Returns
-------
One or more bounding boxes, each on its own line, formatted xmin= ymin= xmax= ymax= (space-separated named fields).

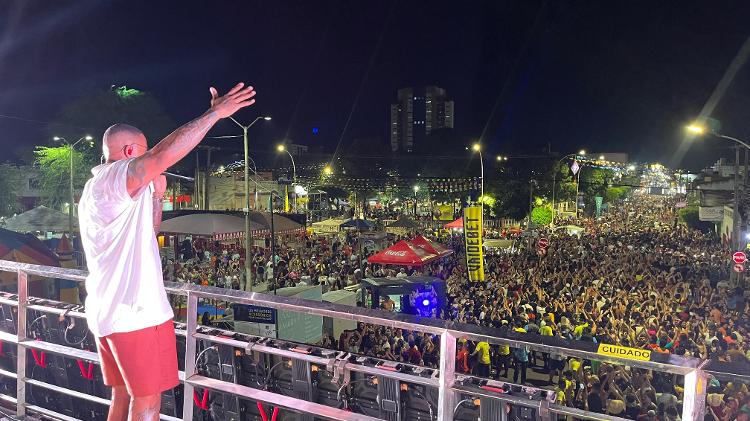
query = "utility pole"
xmin=194 ymin=151 xmax=201 ymax=210
xmin=198 ymin=146 xmax=219 ymax=210
xmin=527 ymin=179 xmax=535 ymax=249
xmin=527 ymin=179 xmax=535 ymax=229
xmin=52 ymin=135 xmax=92 ymax=235
xmin=270 ymin=191 xmax=277 ymax=295
xmin=733 ymin=145 xmax=740 ymax=284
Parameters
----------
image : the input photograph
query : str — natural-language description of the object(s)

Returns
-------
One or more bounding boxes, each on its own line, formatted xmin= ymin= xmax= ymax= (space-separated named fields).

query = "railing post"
xmin=182 ymin=292 xmax=198 ymax=421
xmin=437 ymin=330 xmax=456 ymax=420
xmin=16 ymin=270 xmax=28 ymax=417
xmin=682 ymin=366 xmax=708 ymax=421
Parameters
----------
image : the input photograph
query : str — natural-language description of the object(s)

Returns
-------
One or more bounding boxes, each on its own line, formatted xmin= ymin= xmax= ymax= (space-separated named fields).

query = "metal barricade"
xmin=0 ymin=259 xmax=742 ymax=421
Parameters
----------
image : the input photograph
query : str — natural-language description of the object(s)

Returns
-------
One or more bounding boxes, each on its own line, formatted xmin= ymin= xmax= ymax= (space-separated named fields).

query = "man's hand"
xmin=153 ymin=175 xmax=167 ymax=199
xmin=209 ymin=83 xmax=257 ymax=119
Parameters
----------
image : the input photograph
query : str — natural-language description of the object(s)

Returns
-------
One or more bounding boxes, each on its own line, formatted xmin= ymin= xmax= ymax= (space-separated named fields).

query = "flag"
xmin=570 ymin=160 xmax=580 ymax=175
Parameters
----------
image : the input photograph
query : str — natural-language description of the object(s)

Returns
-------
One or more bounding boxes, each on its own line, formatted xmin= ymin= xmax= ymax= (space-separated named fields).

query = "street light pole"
xmin=269 ymin=191 xmax=277 ymax=295
xmin=551 ymin=150 xmax=585 ymax=228
xmin=54 ymin=135 xmax=93 ymax=236
xmin=276 ymin=145 xmax=297 ymax=212
xmin=228 ymin=116 xmax=271 ymax=293
xmin=413 ymin=185 xmax=419 ymax=217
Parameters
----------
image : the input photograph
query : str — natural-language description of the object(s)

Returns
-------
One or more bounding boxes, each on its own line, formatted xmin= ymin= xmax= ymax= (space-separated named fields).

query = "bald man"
xmin=78 ymin=83 xmax=256 ymax=421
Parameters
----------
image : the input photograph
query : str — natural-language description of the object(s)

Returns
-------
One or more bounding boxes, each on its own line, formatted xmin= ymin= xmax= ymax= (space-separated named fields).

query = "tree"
xmin=488 ymin=179 xmax=528 ymax=221
xmin=531 ymin=205 xmax=553 ymax=226
xmin=604 ymin=186 xmax=631 ymax=204
xmin=0 ymin=164 xmax=23 ymax=216
xmin=579 ymin=168 xmax=614 ymax=214
xmin=33 ymin=145 xmax=94 ymax=210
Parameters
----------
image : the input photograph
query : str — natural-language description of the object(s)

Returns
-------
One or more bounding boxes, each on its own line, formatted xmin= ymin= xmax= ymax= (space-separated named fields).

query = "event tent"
xmin=0 ymin=228 xmax=59 ymax=284
xmin=311 ymin=218 xmax=348 ymax=234
xmin=410 ymin=235 xmax=453 ymax=257
xmin=367 ymin=240 xmax=438 ymax=266
xmin=340 ymin=218 xmax=376 ymax=231
xmin=160 ymin=212 xmax=303 ymax=240
xmin=4 ymin=206 xmax=75 ymax=233
xmin=247 ymin=211 xmax=302 ymax=233
xmin=160 ymin=214 xmax=255 ymax=236
xmin=444 ymin=218 xmax=463 ymax=229
xmin=388 ymin=217 xmax=419 ymax=229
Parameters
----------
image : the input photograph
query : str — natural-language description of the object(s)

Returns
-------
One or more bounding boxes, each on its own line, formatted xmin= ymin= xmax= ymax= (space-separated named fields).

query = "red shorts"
xmin=95 ymin=319 xmax=179 ymax=397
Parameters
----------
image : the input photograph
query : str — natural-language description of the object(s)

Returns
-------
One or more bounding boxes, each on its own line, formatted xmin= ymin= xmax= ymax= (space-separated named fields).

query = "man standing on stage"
xmin=78 ymin=83 xmax=256 ymax=421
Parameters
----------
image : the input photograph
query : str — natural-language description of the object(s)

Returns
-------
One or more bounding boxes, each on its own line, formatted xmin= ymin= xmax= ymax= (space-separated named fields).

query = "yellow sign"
xmin=436 ymin=205 xmax=454 ymax=221
xmin=463 ymin=206 xmax=485 ymax=282
xmin=597 ymin=344 xmax=651 ymax=361
xmin=284 ymin=185 xmax=290 ymax=212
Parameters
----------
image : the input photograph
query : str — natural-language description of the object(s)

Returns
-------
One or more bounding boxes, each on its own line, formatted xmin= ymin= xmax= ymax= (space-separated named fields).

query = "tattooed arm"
xmin=152 ymin=175 xmax=166 ymax=234
xmin=126 ymin=83 xmax=257 ymax=197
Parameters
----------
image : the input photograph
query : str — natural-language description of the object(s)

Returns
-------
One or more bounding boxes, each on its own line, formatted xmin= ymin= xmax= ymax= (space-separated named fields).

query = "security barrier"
xmin=0 ymin=259 xmax=745 ymax=421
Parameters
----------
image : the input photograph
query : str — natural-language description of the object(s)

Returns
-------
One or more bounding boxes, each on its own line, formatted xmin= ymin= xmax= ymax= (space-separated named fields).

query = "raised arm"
xmin=126 ymin=83 xmax=256 ymax=197
xmin=153 ymin=175 xmax=166 ymax=234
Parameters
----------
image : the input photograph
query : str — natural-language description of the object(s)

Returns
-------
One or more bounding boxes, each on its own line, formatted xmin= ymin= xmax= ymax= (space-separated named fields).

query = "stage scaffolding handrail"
xmin=0 ymin=259 xmax=743 ymax=420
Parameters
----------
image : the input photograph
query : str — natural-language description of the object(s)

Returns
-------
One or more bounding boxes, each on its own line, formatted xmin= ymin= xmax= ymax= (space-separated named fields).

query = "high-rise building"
xmin=390 ymin=86 xmax=454 ymax=152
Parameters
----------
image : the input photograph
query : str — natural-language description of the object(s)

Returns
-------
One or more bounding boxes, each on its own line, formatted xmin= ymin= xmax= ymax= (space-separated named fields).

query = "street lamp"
xmin=686 ymin=123 xmax=750 ymax=150
xmin=276 ymin=144 xmax=297 ymax=212
xmin=551 ymin=151 xmax=584 ymax=228
xmin=413 ymin=185 xmax=419 ymax=217
xmin=54 ymin=135 xmax=94 ymax=235
xmin=471 ymin=143 xmax=484 ymax=202
xmin=496 ymin=155 xmax=508 ymax=161
xmin=323 ymin=165 xmax=333 ymax=176
xmin=227 ymin=115 xmax=271 ymax=293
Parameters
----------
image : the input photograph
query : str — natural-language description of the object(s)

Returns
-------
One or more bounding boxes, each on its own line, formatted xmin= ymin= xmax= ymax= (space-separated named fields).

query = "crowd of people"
xmin=438 ymin=197 xmax=749 ymax=419
xmin=162 ymin=194 xmax=749 ymax=420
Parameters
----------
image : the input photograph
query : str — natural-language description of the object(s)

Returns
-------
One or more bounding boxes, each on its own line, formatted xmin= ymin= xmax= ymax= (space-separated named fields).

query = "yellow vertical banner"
xmin=463 ymin=206 xmax=485 ymax=282
xmin=284 ymin=185 xmax=290 ymax=212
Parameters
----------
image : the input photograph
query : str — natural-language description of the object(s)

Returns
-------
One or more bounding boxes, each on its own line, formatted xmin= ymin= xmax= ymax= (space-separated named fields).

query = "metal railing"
xmin=0 ymin=259 xmax=745 ymax=421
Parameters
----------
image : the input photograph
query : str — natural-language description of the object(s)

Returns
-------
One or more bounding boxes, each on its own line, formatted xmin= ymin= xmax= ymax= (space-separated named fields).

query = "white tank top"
xmin=78 ymin=159 xmax=173 ymax=337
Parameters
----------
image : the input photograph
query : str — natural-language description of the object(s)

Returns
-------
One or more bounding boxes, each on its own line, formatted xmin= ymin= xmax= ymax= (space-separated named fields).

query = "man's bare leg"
xmin=108 ymin=385 xmax=129 ymax=421
xmin=129 ymin=393 xmax=161 ymax=421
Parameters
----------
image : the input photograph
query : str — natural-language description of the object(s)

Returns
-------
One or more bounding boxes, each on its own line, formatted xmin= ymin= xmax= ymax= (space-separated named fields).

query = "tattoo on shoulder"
xmin=128 ymin=160 xmax=147 ymax=184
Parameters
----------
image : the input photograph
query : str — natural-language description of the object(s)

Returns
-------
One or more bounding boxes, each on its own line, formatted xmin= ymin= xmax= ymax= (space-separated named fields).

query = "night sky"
xmin=2 ymin=0 xmax=750 ymax=170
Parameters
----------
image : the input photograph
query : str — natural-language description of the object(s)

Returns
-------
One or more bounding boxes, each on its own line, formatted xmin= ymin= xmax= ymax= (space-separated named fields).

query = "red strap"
xmin=31 ymin=349 xmax=46 ymax=368
xmin=76 ymin=360 xmax=95 ymax=380
xmin=0 ymin=340 xmax=4 ymax=357
xmin=257 ymin=402 xmax=268 ymax=421
xmin=271 ymin=406 xmax=279 ymax=421
xmin=192 ymin=390 xmax=209 ymax=410
xmin=201 ymin=389 xmax=209 ymax=410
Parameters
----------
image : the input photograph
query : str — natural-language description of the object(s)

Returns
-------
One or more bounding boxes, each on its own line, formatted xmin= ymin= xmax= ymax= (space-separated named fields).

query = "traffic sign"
xmin=734 ymin=263 xmax=745 ymax=273
xmin=537 ymin=247 xmax=547 ymax=256
xmin=733 ymin=251 xmax=747 ymax=264
xmin=538 ymin=238 xmax=549 ymax=249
